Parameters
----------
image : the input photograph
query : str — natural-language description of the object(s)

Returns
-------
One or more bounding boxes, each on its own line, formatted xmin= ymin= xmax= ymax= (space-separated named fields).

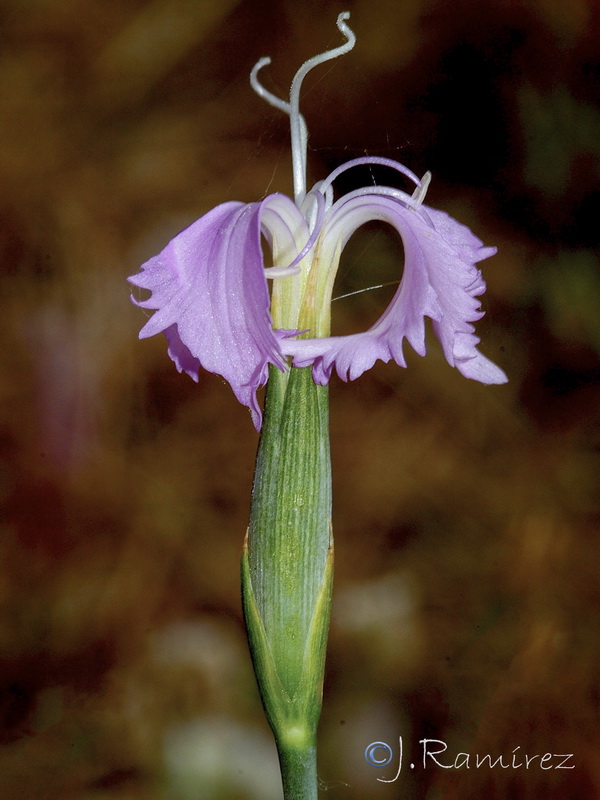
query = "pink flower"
xmin=129 ymin=13 xmax=506 ymax=429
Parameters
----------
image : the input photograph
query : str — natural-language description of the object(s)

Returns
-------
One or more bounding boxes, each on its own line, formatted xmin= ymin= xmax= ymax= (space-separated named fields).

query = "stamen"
xmin=412 ymin=171 xmax=432 ymax=205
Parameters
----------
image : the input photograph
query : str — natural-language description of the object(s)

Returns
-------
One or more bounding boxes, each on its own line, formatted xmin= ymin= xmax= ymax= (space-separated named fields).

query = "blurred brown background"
xmin=1 ymin=0 xmax=599 ymax=798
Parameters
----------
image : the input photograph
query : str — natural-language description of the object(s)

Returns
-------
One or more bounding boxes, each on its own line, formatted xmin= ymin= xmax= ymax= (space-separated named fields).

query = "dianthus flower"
xmin=129 ymin=11 xmax=506 ymax=430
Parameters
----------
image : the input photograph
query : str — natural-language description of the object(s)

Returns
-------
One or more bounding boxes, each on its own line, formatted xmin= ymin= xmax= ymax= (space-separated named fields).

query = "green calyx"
xmin=241 ymin=533 xmax=333 ymax=738
xmin=242 ymin=365 xmax=333 ymax=798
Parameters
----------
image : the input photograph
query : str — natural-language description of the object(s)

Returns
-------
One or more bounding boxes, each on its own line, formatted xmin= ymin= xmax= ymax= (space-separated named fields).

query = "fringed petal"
xmin=282 ymin=191 xmax=507 ymax=385
xmin=128 ymin=196 xmax=299 ymax=429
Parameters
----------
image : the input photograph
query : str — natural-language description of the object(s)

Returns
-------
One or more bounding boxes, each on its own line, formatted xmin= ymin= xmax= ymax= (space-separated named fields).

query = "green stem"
xmin=277 ymin=735 xmax=318 ymax=800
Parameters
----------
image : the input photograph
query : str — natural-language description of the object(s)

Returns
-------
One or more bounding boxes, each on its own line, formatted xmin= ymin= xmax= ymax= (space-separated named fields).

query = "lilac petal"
xmin=128 ymin=196 xmax=300 ymax=429
xmin=164 ymin=324 xmax=201 ymax=381
xmin=282 ymin=192 xmax=507 ymax=385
